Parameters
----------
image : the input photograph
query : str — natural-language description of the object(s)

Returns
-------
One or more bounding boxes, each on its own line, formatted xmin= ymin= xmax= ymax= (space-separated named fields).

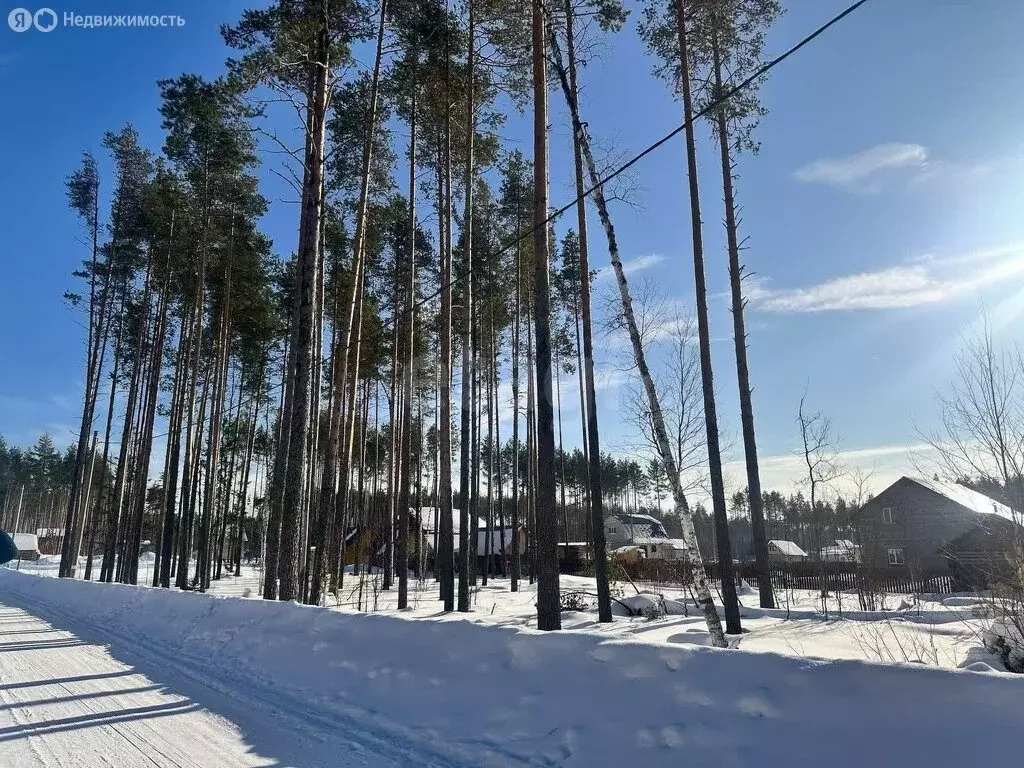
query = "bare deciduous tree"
xmin=919 ymin=324 xmax=1024 ymax=670
xmin=607 ymin=285 xmax=707 ymax=500
xmin=923 ymin=324 xmax=1024 ymax=522
xmin=796 ymin=388 xmax=843 ymax=613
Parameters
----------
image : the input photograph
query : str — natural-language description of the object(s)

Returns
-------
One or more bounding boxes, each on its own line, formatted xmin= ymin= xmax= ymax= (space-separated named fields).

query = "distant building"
xmin=854 ymin=476 xmax=1021 ymax=581
xmin=36 ymin=527 xmax=63 ymax=555
xmin=820 ymin=539 xmax=861 ymax=563
xmin=13 ymin=533 xmax=40 ymax=561
xmin=415 ymin=507 xmax=527 ymax=563
xmin=630 ymin=537 xmax=689 ymax=561
xmin=768 ymin=539 xmax=808 ymax=563
xmin=604 ymin=513 xmax=668 ymax=550
xmin=604 ymin=513 xmax=689 ymax=561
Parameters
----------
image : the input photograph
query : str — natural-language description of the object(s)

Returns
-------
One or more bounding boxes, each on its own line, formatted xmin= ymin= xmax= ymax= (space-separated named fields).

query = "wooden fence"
xmin=605 ymin=559 xmax=962 ymax=596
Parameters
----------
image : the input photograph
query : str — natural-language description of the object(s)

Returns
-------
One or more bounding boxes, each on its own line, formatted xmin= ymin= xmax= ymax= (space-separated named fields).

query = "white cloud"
xmin=794 ymin=142 xmax=928 ymax=189
xmin=794 ymin=142 xmax=993 ymax=193
xmin=675 ymin=442 xmax=944 ymax=511
xmin=721 ymin=442 xmax=940 ymax=501
xmin=594 ymin=254 xmax=666 ymax=281
xmin=749 ymin=245 xmax=1024 ymax=313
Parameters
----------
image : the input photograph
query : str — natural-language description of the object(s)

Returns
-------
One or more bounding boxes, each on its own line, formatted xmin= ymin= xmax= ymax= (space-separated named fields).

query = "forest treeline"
xmin=44 ymin=0 xmax=809 ymax=645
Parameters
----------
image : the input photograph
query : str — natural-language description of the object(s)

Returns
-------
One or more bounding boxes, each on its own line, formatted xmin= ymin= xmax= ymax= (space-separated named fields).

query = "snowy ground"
xmin=11 ymin=555 xmax=997 ymax=670
xmin=0 ymin=599 xmax=442 ymax=767
xmin=1 ymin=566 xmax=1022 ymax=767
xmin=221 ymin=566 xmax=992 ymax=670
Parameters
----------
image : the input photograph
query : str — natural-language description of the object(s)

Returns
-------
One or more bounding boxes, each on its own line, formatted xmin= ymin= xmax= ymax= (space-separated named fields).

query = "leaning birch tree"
xmin=546 ymin=15 xmax=728 ymax=647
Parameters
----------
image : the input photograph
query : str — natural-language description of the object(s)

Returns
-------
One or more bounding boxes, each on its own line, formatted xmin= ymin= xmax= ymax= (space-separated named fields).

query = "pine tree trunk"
xmin=415 ymin=390 xmax=424 ymax=578
xmin=101 ymin=260 xmax=154 ymax=582
xmin=310 ymin=280 xmax=349 ymax=604
xmin=531 ymin=0 xmax=560 ymax=631
xmin=279 ymin=0 xmax=333 ymax=602
xmin=335 ymin=263 xmax=367 ymax=591
xmin=384 ymin=300 xmax=399 ymax=592
xmin=86 ymin=292 xmax=126 ymax=582
xmin=61 ymin=174 xmax=111 ymax=578
xmin=526 ymin=295 xmax=535 ymax=586
xmin=176 ymin=274 xmax=207 ymax=589
xmin=555 ymin=346 xmax=567 ymax=552
xmin=671 ymin=2 xmax=741 ymax=633
xmin=482 ymin=316 xmax=493 ymax=587
xmin=216 ymin=362 xmax=245 ymax=582
xmin=493 ymin=336 xmax=505 ymax=577
xmin=236 ymin=382 xmax=260 ymax=577
xmin=470 ymin=326 xmax=480 ymax=587
xmin=182 ymin=345 xmax=213 ymax=588
xmin=300 ymin=249 xmax=325 ymax=601
xmin=397 ymin=91 xmax=416 ymax=609
xmin=432 ymin=348 xmax=440 ymax=579
xmin=510 ymin=210 xmax=521 ymax=593
xmin=324 ymin=0 xmax=387 ymax=598
xmin=547 ymin=23 xmax=728 ymax=646
xmin=711 ymin=29 xmax=774 ymax=609
xmin=563 ymin=0 xmax=609 ymax=619
xmin=456 ymin=0 xmax=477 ymax=613
xmin=198 ymin=258 xmax=232 ymax=591
xmin=438 ymin=52 xmax=456 ymax=612
xmin=126 ymin=272 xmax=172 ymax=585
xmin=158 ymin=306 xmax=189 ymax=587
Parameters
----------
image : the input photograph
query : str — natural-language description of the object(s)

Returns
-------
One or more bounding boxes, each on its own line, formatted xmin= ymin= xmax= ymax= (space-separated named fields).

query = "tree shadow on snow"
xmin=18 ymin=599 xmax=459 ymax=768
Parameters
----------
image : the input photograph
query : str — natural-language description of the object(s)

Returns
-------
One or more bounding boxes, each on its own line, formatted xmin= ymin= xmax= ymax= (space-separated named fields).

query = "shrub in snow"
xmin=615 ymin=593 xmax=666 ymax=619
xmin=559 ymin=591 xmax=591 ymax=613
xmin=982 ymin=619 xmax=1024 ymax=673
xmin=971 ymin=550 xmax=1024 ymax=672
xmin=942 ymin=595 xmax=983 ymax=608
xmin=662 ymin=598 xmax=688 ymax=616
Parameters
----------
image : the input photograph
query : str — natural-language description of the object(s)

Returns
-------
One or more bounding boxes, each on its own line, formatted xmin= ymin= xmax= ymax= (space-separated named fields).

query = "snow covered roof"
xmin=36 ymin=528 xmax=62 ymax=537
xmin=905 ymin=476 xmax=1019 ymax=523
xmin=416 ymin=507 xmax=485 ymax=536
xmin=610 ymin=513 xmax=663 ymax=527
xmin=474 ymin=527 xmax=520 ymax=554
xmin=611 ymin=545 xmax=643 ymax=555
xmin=632 ymin=537 xmax=687 ymax=550
xmin=821 ymin=541 xmax=859 ymax=553
xmin=13 ymin=533 xmax=39 ymax=551
xmin=769 ymin=540 xmax=808 ymax=557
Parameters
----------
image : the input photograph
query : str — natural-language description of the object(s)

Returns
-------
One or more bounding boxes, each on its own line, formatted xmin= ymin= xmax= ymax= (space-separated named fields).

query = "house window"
xmin=887 ymin=547 xmax=905 ymax=566
xmin=882 ymin=507 xmax=893 ymax=524
xmin=650 ymin=545 xmax=657 ymax=554
xmin=608 ymin=526 xmax=617 ymax=534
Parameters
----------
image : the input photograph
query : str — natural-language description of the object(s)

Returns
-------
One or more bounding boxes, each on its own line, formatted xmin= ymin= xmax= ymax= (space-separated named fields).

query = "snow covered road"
xmin=0 ymin=598 xmax=454 ymax=767
xmin=3 ymin=569 xmax=1023 ymax=767
xmin=0 ymin=602 xmax=272 ymax=767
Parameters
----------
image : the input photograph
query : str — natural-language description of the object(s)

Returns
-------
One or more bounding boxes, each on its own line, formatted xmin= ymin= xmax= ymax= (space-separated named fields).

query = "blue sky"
xmin=1 ymin=0 xmax=1023 ymax=500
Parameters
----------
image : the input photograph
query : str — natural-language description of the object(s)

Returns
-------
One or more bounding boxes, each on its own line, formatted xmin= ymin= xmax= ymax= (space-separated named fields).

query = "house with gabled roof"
xmin=854 ymin=476 xmax=1021 ymax=579
xmin=768 ymin=539 xmax=807 ymax=563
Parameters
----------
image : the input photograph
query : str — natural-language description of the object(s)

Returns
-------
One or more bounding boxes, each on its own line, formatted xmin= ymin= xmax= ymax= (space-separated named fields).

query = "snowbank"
xmin=1 ymin=569 xmax=1021 ymax=767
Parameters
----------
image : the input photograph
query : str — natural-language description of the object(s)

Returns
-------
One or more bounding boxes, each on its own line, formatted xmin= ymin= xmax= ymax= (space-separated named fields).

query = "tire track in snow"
xmin=0 ymin=604 xmax=241 ymax=767
xmin=1 ymin=588 xmax=486 ymax=768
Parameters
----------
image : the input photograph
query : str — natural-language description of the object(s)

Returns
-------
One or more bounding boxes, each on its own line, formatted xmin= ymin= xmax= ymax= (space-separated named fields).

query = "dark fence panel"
xmin=607 ymin=558 xmax=961 ymax=596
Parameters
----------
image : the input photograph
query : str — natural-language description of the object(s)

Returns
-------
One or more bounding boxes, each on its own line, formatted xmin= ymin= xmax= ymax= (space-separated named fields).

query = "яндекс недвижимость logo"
xmin=8 ymin=8 xmax=183 ymax=31
xmin=8 ymin=7 xmax=57 ymax=32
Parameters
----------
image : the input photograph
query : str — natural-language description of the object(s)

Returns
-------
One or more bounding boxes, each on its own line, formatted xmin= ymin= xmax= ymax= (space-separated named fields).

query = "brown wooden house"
xmin=854 ymin=476 xmax=1021 ymax=585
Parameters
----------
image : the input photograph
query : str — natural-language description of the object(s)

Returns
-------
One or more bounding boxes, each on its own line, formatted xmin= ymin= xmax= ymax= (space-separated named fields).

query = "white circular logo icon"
xmin=34 ymin=7 xmax=58 ymax=32
xmin=8 ymin=7 xmax=33 ymax=31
